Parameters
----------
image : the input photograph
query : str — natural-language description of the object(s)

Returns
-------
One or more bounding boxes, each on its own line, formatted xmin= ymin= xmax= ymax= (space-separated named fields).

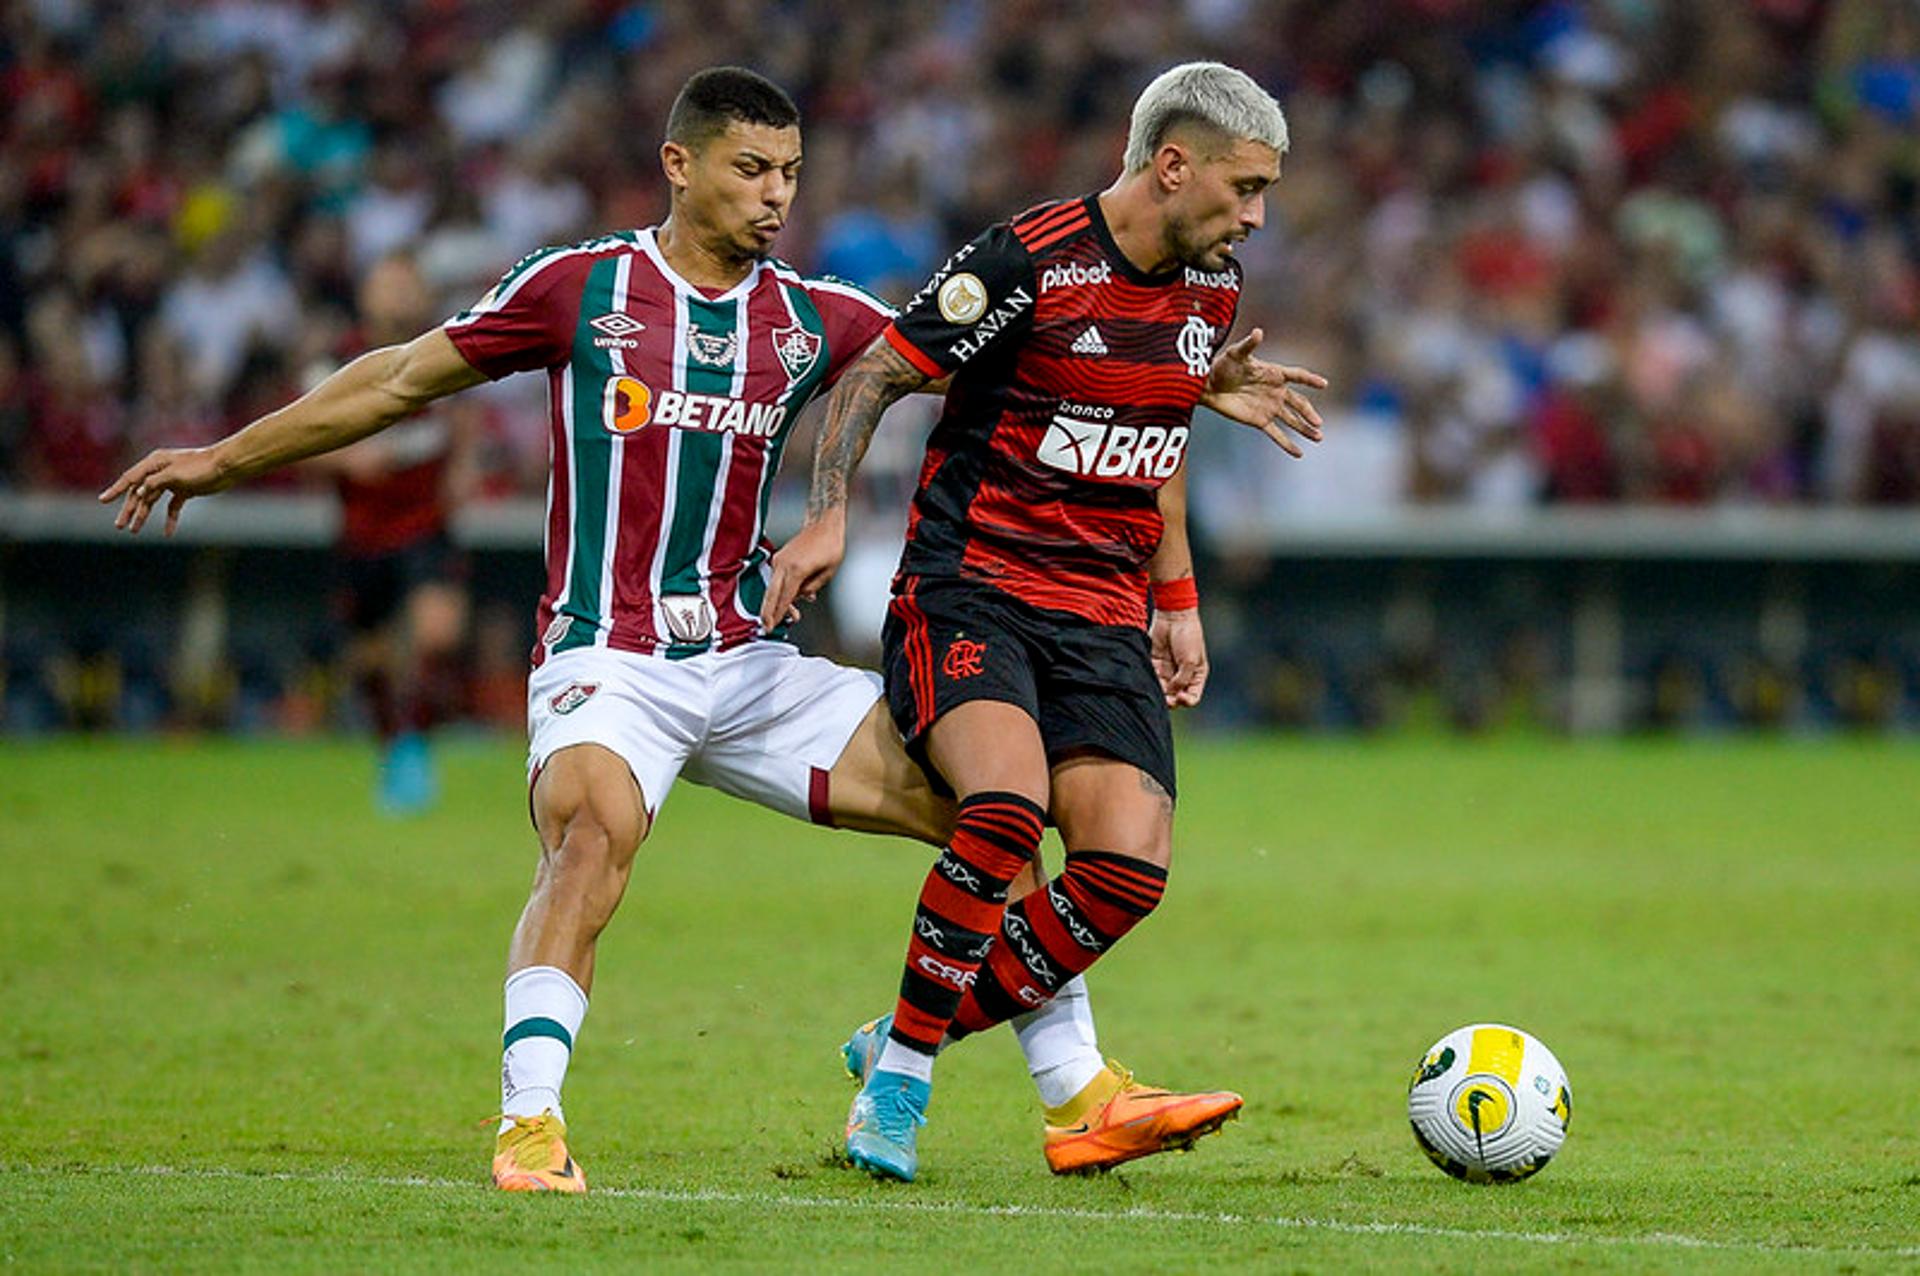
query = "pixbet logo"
xmin=1035 ymin=415 xmax=1190 ymax=481
xmin=1040 ymin=259 xmax=1112 ymax=291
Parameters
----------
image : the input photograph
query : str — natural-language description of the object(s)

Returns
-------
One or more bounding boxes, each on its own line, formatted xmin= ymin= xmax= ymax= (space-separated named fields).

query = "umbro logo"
xmin=1070 ymin=325 xmax=1108 ymax=357
xmin=589 ymin=312 xmax=645 ymax=349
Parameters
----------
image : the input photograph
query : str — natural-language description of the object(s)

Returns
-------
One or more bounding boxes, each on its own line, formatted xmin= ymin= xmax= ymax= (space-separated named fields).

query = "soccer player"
xmin=100 ymin=68 xmax=1278 ymax=1192
xmin=762 ymin=62 xmax=1326 ymax=1182
xmin=304 ymin=253 xmax=478 ymax=813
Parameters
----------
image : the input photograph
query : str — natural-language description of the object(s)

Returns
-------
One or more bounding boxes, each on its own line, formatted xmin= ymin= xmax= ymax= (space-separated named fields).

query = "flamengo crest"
xmin=686 ymin=323 xmax=738 ymax=366
xmin=771 ymin=324 xmax=822 ymax=382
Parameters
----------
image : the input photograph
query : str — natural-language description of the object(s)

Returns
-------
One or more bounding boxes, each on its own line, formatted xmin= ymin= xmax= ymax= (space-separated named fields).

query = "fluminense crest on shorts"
xmin=771 ymin=324 xmax=822 ymax=382
xmin=549 ymin=682 xmax=599 ymax=715
xmin=686 ymin=323 xmax=738 ymax=366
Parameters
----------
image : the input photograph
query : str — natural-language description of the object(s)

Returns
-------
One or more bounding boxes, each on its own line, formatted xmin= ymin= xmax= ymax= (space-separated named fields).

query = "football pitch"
xmin=2 ymin=733 xmax=1916 ymax=1272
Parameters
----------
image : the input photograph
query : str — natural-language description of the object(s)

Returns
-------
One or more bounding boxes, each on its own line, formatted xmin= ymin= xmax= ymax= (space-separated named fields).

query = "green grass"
xmin=2 ymin=733 xmax=1917 ymax=1272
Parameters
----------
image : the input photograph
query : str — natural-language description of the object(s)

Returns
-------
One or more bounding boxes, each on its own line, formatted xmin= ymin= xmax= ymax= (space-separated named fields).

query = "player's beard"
xmin=1167 ymin=213 xmax=1236 ymax=272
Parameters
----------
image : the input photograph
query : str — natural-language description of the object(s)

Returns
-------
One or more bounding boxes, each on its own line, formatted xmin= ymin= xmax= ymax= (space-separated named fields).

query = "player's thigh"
xmin=526 ymin=648 xmax=703 ymax=843
xmin=824 ymin=699 xmax=955 ymax=847
xmin=684 ymin=644 xmax=904 ymax=829
xmin=531 ymin=741 xmax=649 ymax=862
xmin=923 ymin=700 xmax=1050 ymax=806
xmin=882 ymin=579 xmax=1049 ymax=805
xmin=1032 ymin=619 xmax=1176 ymax=862
xmin=1048 ymin=749 xmax=1173 ymax=868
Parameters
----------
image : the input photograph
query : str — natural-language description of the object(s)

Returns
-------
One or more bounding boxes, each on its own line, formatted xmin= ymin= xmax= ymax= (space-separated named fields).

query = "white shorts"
xmin=525 ymin=642 xmax=883 ymax=822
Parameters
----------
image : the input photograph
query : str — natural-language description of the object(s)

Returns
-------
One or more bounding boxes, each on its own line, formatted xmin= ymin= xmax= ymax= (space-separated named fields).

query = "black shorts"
xmin=334 ymin=532 xmax=468 ymax=633
xmin=881 ymin=575 xmax=1175 ymax=799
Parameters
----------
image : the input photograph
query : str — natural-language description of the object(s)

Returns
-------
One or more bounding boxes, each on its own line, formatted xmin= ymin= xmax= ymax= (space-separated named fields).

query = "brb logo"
xmin=1036 ymin=409 xmax=1190 ymax=481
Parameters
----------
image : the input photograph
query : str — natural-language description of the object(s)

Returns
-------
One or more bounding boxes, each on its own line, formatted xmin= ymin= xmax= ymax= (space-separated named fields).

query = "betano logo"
xmin=1035 ymin=414 xmax=1190 ymax=480
xmin=601 ymin=376 xmax=788 ymax=438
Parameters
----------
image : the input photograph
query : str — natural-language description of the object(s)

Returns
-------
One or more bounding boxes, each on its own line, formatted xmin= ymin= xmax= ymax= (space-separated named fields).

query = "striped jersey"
xmin=444 ymin=228 xmax=892 ymax=663
xmin=884 ymin=195 xmax=1241 ymax=629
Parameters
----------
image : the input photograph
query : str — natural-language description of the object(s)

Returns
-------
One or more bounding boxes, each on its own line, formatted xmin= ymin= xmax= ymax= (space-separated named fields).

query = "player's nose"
xmin=1241 ymin=193 xmax=1266 ymax=231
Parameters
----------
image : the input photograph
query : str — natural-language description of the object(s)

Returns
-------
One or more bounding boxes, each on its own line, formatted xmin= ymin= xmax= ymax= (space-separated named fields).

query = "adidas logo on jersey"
xmin=1070 ymin=325 xmax=1109 ymax=357
xmin=1040 ymin=260 xmax=1112 ymax=291
xmin=1035 ymin=413 xmax=1190 ymax=480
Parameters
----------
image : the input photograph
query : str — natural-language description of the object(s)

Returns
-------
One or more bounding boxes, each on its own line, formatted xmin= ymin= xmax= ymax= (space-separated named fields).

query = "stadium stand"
xmin=3 ymin=0 xmax=1918 ymax=733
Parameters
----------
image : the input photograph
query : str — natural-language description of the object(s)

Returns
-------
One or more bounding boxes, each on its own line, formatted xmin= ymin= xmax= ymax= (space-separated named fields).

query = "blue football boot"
xmin=844 ymin=1068 xmax=930 ymax=1182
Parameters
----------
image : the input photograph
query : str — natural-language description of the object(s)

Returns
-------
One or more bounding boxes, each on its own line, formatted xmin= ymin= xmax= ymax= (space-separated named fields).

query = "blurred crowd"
xmin=3 ymin=0 xmax=1919 ymax=516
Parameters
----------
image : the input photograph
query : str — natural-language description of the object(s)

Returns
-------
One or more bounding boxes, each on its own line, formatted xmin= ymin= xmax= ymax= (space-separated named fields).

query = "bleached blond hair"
xmin=1123 ymin=61 xmax=1288 ymax=174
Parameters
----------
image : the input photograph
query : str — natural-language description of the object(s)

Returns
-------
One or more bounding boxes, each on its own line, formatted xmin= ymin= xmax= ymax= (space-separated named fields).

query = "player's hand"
xmin=1201 ymin=327 xmax=1328 ymax=458
xmin=1150 ymin=606 xmax=1208 ymax=709
xmin=760 ymin=510 xmax=847 ymax=632
xmin=99 ymin=446 xmax=234 ymax=536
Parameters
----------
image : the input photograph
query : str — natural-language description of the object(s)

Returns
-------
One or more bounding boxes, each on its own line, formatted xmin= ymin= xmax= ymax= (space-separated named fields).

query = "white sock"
xmin=1012 ymin=976 xmax=1106 ymax=1109
xmin=500 ymin=965 xmax=588 ymax=1129
xmin=874 ymin=1037 xmax=935 ymax=1084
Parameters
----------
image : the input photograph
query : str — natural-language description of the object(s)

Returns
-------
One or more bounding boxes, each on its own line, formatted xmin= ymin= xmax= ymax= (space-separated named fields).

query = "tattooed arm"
xmin=759 ymin=339 xmax=931 ymax=630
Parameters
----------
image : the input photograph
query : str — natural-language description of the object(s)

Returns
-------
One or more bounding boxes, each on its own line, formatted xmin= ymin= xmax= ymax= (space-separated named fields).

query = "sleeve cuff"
xmin=884 ymin=323 xmax=947 ymax=379
xmin=441 ymin=323 xmax=502 ymax=381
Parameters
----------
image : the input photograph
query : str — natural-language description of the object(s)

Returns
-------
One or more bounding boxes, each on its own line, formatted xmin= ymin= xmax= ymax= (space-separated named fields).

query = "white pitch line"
xmin=46 ymin=1165 xmax=1914 ymax=1261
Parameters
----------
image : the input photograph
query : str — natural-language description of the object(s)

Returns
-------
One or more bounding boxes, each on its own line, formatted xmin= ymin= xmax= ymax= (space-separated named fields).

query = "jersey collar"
xmin=638 ymin=227 xmax=766 ymax=303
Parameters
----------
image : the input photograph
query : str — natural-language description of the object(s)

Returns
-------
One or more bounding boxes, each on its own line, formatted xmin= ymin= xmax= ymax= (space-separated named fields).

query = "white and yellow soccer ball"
xmin=1407 ymin=1023 xmax=1571 ymax=1183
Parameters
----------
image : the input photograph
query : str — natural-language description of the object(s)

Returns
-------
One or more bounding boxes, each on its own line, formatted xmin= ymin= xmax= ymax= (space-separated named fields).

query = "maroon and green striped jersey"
xmin=444 ymin=228 xmax=892 ymax=663
xmin=885 ymin=196 xmax=1241 ymax=630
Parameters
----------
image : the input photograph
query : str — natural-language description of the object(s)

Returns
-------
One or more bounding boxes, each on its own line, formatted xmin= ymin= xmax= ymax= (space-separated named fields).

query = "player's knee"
xmin=533 ymin=747 xmax=647 ymax=872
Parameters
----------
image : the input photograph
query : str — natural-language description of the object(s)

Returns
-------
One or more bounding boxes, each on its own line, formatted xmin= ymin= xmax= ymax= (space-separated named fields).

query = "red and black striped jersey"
xmin=884 ymin=195 xmax=1240 ymax=629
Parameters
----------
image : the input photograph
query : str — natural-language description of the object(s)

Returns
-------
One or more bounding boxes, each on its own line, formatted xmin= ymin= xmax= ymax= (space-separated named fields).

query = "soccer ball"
xmin=1407 ymin=1023 xmax=1571 ymax=1183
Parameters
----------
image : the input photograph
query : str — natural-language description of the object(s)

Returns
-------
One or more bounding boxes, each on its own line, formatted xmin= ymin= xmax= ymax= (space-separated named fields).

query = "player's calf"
xmin=951 ymin=849 xmax=1168 ymax=1037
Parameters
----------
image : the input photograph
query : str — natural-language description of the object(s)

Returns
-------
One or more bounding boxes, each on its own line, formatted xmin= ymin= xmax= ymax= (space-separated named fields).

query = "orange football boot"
xmin=1043 ymin=1061 xmax=1243 ymax=1174
xmin=491 ymin=1111 xmax=587 ymax=1192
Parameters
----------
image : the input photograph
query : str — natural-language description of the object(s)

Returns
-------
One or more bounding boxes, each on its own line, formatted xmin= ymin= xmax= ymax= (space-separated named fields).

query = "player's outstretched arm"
xmin=1199 ymin=326 xmax=1328 ymax=457
xmin=101 ymin=328 xmax=486 ymax=536
xmin=760 ymin=339 xmax=931 ymax=629
xmin=1148 ymin=465 xmax=1208 ymax=709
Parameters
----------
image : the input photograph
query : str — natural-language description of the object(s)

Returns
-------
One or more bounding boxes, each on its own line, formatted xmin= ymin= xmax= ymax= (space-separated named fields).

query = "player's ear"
xmin=660 ymin=140 xmax=693 ymax=192
xmin=1155 ymin=141 xmax=1192 ymax=194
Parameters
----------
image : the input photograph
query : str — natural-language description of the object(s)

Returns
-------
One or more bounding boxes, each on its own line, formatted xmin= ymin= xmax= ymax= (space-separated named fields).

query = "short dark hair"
xmin=665 ymin=67 xmax=800 ymax=150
